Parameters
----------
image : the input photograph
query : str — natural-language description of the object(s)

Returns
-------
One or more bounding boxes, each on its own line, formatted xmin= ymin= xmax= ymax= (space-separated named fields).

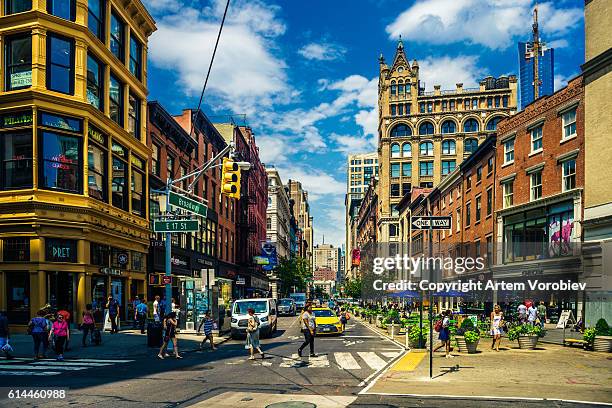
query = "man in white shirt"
xmin=517 ymin=303 xmax=527 ymax=324
xmin=153 ymin=295 xmax=160 ymax=322
xmin=298 ymin=303 xmax=316 ymax=357
xmin=527 ymin=304 xmax=538 ymax=325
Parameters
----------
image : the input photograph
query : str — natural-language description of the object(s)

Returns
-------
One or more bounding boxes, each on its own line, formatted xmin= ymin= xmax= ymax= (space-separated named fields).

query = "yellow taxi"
xmin=312 ymin=307 xmax=344 ymax=335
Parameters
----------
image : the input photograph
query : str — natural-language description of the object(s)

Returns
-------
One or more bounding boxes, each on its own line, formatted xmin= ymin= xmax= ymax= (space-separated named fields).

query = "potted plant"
xmin=454 ymin=318 xmax=477 ymax=352
xmin=385 ymin=310 xmax=401 ymax=336
xmin=463 ymin=330 xmax=480 ymax=353
xmin=592 ymin=318 xmax=612 ymax=352
xmin=408 ymin=324 xmax=428 ymax=349
xmin=584 ymin=328 xmax=596 ymax=350
xmin=508 ymin=324 xmax=545 ymax=349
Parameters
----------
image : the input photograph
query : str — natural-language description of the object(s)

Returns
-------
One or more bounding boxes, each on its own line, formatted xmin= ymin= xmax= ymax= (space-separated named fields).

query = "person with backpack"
xmin=136 ymin=299 xmax=148 ymax=334
xmin=49 ymin=312 xmax=69 ymax=361
xmin=81 ymin=304 xmax=96 ymax=347
xmin=298 ymin=303 xmax=316 ymax=357
xmin=158 ymin=312 xmax=181 ymax=359
xmin=432 ymin=310 xmax=453 ymax=358
xmin=246 ymin=308 xmax=263 ymax=360
xmin=28 ymin=310 xmax=49 ymax=359
xmin=340 ymin=309 xmax=350 ymax=332
xmin=197 ymin=311 xmax=217 ymax=351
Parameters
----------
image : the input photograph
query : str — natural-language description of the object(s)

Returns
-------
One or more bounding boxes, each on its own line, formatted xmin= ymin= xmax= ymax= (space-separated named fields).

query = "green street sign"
xmin=169 ymin=191 xmax=208 ymax=217
xmin=153 ymin=220 xmax=199 ymax=232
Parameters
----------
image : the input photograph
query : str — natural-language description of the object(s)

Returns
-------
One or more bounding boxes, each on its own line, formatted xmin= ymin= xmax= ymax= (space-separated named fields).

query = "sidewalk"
xmin=4 ymin=329 xmax=231 ymax=359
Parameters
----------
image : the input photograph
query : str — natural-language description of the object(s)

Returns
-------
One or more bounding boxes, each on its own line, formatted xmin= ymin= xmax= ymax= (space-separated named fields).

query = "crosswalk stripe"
xmin=381 ymin=351 xmax=401 ymax=358
xmin=0 ymin=364 xmax=88 ymax=371
xmin=280 ymin=353 xmax=305 ymax=368
xmin=334 ymin=352 xmax=361 ymax=370
xmin=1 ymin=358 xmax=133 ymax=363
xmin=0 ymin=371 xmax=62 ymax=376
xmin=307 ymin=355 xmax=329 ymax=368
xmin=32 ymin=361 xmax=113 ymax=367
xmin=357 ymin=352 xmax=387 ymax=370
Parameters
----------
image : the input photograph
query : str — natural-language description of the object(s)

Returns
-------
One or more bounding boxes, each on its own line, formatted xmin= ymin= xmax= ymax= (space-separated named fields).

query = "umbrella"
xmin=389 ymin=290 xmax=419 ymax=298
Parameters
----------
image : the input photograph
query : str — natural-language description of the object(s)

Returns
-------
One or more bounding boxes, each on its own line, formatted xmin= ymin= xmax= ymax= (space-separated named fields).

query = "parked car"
xmin=230 ymin=298 xmax=277 ymax=339
xmin=278 ymin=298 xmax=296 ymax=316
xmin=312 ymin=307 xmax=344 ymax=335
xmin=289 ymin=293 xmax=307 ymax=310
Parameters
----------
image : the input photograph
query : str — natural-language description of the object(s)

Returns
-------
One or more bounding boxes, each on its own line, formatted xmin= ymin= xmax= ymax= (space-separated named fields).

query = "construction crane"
xmin=532 ymin=6 xmax=542 ymax=100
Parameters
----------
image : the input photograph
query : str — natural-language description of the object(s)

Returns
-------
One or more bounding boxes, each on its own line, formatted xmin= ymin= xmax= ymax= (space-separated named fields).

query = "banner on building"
xmin=351 ymin=248 xmax=361 ymax=267
xmin=261 ymin=241 xmax=278 ymax=271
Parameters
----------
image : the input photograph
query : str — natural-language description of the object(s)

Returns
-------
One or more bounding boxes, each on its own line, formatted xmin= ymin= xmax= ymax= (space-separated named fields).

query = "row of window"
xmin=5 ymin=33 xmax=142 ymax=138
xmin=0 ymin=110 xmax=146 ymax=217
xmin=390 ymin=139 xmax=479 ymax=159
xmin=389 ymin=181 xmax=434 ymax=198
xmin=389 ymin=117 xmax=500 ymax=138
xmin=415 ymin=96 xmax=509 ymax=113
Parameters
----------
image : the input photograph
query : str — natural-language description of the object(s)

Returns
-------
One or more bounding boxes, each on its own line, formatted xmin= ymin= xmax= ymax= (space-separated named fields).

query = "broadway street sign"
xmin=153 ymin=220 xmax=199 ymax=232
xmin=169 ymin=191 xmax=208 ymax=217
xmin=411 ymin=216 xmax=452 ymax=230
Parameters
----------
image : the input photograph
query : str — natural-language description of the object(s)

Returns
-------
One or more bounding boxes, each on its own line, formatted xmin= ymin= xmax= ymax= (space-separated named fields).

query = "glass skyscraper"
xmin=518 ymin=41 xmax=554 ymax=109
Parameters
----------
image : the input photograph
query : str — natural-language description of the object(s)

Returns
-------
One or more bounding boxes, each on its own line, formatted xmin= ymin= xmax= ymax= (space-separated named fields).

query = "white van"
xmin=230 ymin=298 xmax=277 ymax=339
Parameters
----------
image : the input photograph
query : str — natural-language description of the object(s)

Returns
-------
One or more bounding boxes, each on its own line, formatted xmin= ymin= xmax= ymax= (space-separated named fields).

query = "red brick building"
xmin=314 ymin=267 xmax=336 ymax=281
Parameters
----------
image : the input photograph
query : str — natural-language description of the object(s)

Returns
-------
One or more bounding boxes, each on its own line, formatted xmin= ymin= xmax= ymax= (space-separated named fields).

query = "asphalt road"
xmin=1 ymin=317 xmax=606 ymax=408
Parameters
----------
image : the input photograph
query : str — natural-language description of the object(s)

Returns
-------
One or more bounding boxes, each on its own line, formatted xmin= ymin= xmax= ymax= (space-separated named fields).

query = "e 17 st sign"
xmin=153 ymin=220 xmax=199 ymax=232
xmin=411 ymin=216 xmax=452 ymax=230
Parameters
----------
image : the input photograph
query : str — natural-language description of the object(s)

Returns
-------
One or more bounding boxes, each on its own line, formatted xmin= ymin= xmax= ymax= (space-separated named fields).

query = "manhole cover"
xmin=265 ymin=403 xmax=316 ymax=408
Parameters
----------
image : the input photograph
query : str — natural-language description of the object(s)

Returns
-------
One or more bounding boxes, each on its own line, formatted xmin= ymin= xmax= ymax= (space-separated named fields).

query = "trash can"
xmin=147 ymin=322 xmax=163 ymax=347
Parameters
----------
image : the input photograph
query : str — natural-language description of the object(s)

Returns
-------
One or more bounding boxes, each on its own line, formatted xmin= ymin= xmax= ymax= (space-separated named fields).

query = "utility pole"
xmin=428 ymin=197 xmax=434 ymax=379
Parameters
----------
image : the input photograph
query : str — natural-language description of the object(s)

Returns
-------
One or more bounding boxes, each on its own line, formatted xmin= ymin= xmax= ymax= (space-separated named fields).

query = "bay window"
xmin=5 ymin=35 xmax=32 ymax=91
xmin=129 ymin=34 xmax=142 ymax=79
xmin=47 ymin=34 xmax=74 ymax=95
xmin=112 ymin=142 xmax=128 ymax=210
xmin=5 ymin=0 xmax=31 ymax=13
xmin=1 ymin=130 xmax=32 ymax=189
xmin=128 ymin=93 xmax=140 ymax=138
xmin=40 ymin=131 xmax=81 ymax=193
xmin=109 ymin=74 xmax=123 ymax=126
xmin=88 ymin=0 xmax=105 ymax=42
xmin=86 ymin=54 xmax=104 ymax=110
xmin=47 ymin=0 xmax=75 ymax=21
xmin=110 ymin=11 xmax=125 ymax=61
xmin=87 ymin=127 xmax=107 ymax=202
xmin=131 ymin=157 xmax=145 ymax=217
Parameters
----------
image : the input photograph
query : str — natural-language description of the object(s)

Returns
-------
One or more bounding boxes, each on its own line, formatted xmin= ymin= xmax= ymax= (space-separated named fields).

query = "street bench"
xmin=563 ymin=338 xmax=587 ymax=348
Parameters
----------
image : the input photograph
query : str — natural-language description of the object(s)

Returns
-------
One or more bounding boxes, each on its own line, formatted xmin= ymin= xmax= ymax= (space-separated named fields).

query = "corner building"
xmin=377 ymin=39 xmax=517 ymax=242
xmin=0 ymin=0 xmax=156 ymax=327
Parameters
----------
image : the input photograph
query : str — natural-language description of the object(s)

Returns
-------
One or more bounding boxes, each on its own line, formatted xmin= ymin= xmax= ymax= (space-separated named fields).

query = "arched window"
xmin=420 ymin=141 xmax=433 ymax=156
xmin=486 ymin=116 xmax=502 ymax=131
xmin=398 ymin=80 xmax=404 ymax=95
xmin=441 ymin=120 xmax=456 ymax=134
xmin=464 ymin=138 xmax=478 ymax=154
xmin=442 ymin=140 xmax=456 ymax=155
xmin=390 ymin=80 xmax=397 ymax=96
xmin=391 ymin=143 xmax=400 ymax=158
xmin=390 ymin=124 xmax=412 ymax=137
xmin=402 ymin=143 xmax=411 ymax=157
xmin=463 ymin=118 xmax=479 ymax=133
xmin=419 ymin=122 xmax=434 ymax=135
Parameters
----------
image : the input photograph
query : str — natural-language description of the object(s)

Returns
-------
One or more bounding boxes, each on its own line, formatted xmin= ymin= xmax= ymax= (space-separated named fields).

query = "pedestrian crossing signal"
xmin=221 ymin=158 xmax=240 ymax=199
xmin=149 ymin=274 xmax=160 ymax=285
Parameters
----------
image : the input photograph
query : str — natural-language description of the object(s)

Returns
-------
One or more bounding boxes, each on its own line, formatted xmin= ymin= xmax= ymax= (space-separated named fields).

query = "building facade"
xmin=265 ymin=165 xmax=291 ymax=260
xmin=0 ymin=0 xmax=155 ymax=327
xmin=377 ymin=39 xmax=517 ymax=243
xmin=287 ymin=179 xmax=313 ymax=264
xmin=494 ymin=76 xmax=584 ymax=320
xmin=581 ymin=0 xmax=612 ymax=325
xmin=313 ymin=244 xmax=340 ymax=275
xmin=345 ymin=152 xmax=377 ymax=279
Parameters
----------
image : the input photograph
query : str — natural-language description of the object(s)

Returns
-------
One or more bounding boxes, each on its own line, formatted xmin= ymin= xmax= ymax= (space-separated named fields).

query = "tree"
xmin=344 ymin=277 xmax=363 ymax=300
xmin=275 ymin=256 xmax=312 ymax=296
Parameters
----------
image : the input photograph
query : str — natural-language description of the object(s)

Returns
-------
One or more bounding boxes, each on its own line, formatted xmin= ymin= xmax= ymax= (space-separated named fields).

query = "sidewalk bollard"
xmin=391 ymin=323 xmax=394 ymax=341
xmin=405 ymin=330 xmax=409 ymax=349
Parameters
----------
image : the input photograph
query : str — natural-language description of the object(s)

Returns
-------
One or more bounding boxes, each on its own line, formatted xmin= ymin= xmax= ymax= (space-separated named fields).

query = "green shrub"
xmin=584 ymin=328 xmax=596 ymax=345
xmin=507 ymin=323 xmax=545 ymax=341
xmin=464 ymin=330 xmax=480 ymax=343
xmin=595 ymin=318 xmax=611 ymax=336
xmin=408 ymin=325 xmax=428 ymax=344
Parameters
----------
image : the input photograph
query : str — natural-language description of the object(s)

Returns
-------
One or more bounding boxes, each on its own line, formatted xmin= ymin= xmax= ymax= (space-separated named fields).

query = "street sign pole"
xmin=165 ymin=178 xmax=172 ymax=315
xmin=429 ymin=203 xmax=434 ymax=379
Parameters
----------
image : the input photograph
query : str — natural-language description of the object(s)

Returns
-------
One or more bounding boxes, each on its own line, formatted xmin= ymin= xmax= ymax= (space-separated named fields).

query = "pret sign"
xmin=153 ymin=220 xmax=199 ymax=232
xmin=411 ymin=216 xmax=452 ymax=230
xmin=169 ymin=192 xmax=208 ymax=217
xmin=45 ymin=238 xmax=77 ymax=263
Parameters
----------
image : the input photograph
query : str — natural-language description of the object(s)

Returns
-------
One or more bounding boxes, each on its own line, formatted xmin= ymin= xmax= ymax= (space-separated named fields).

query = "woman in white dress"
xmin=490 ymin=304 xmax=504 ymax=351
xmin=246 ymin=308 xmax=264 ymax=360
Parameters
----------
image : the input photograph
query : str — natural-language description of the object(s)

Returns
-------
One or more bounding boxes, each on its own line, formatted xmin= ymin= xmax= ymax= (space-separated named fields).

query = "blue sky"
xmin=144 ymin=0 xmax=585 ymax=249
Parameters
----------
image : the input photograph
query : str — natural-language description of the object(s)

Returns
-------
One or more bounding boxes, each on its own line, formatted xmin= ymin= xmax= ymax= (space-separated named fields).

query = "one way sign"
xmin=411 ymin=216 xmax=452 ymax=230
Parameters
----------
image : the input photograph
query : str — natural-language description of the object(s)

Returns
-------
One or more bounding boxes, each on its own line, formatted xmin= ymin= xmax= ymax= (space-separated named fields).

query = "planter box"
xmin=376 ymin=315 xmax=384 ymax=328
xmin=466 ymin=339 xmax=479 ymax=354
xmin=387 ymin=325 xmax=401 ymax=336
xmin=593 ymin=335 xmax=612 ymax=353
xmin=517 ymin=334 xmax=539 ymax=349
xmin=455 ymin=336 xmax=467 ymax=352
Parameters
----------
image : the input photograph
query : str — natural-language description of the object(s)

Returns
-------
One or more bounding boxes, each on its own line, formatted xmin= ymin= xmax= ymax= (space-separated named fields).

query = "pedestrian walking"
xmin=339 ymin=310 xmax=348 ymax=332
xmin=0 ymin=312 xmax=14 ymax=359
xmin=49 ymin=313 xmax=69 ymax=361
xmin=106 ymin=295 xmax=120 ymax=334
xmin=172 ymin=298 xmax=180 ymax=327
xmin=527 ymin=303 xmax=538 ymax=326
xmin=57 ymin=309 xmax=71 ymax=351
xmin=158 ymin=312 xmax=181 ymax=359
xmin=517 ymin=302 xmax=527 ymax=324
xmin=136 ymin=298 xmax=148 ymax=334
xmin=433 ymin=310 xmax=453 ymax=358
xmin=153 ymin=295 xmax=161 ymax=323
xmin=132 ymin=297 xmax=141 ymax=329
xmin=159 ymin=297 xmax=167 ymax=320
xmin=197 ymin=311 xmax=217 ymax=351
xmin=81 ymin=304 xmax=96 ymax=347
xmin=298 ymin=303 xmax=316 ymax=357
xmin=490 ymin=304 xmax=504 ymax=352
xmin=246 ymin=308 xmax=263 ymax=360
xmin=537 ymin=301 xmax=547 ymax=329
xmin=28 ymin=310 xmax=49 ymax=359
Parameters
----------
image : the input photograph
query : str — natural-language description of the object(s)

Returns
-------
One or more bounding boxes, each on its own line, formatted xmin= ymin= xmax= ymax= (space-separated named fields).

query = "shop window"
xmin=91 ymin=242 xmax=110 ymax=266
xmin=40 ymin=131 xmax=81 ymax=193
xmin=87 ymin=0 xmax=105 ymax=42
xmin=5 ymin=0 xmax=31 ymax=14
xmin=5 ymin=35 xmax=32 ymax=91
xmin=110 ymin=11 xmax=125 ymax=61
xmin=131 ymin=251 xmax=145 ymax=271
xmin=3 ymin=237 xmax=30 ymax=261
xmin=86 ymin=53 xmax=104 ymax=110
xmin=6 ymin=271 xmax=30 ymax=323
xmin=131 ymin=164 xmax=145 ymax=217
xmin=109 ymin=74 xmax=123 ymax=126
xmin=45 ymin=238 xmax=77 ymax=262
xmin=47 ymin=34 xmax=74 ymax=95
xmin=1 ymin=131 xmax=32 ymax=189
xmin=129 ymin=34 xmax=142 ymax=80
xmin=128 ymin=93 xmax=140 ymax=138
xmin=47 ymin=0 xmax=75 ymax=21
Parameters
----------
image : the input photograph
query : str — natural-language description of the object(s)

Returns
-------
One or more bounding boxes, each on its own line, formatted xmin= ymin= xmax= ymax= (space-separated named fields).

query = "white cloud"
xmin=148 ymin=0 xmax=291 ymax=115
xmin=298 ymin=42 xmax=347 ymax=61
xmin=277 ymin=165 xmax=345 ymax=202
xmin=331 ymin=133 xmax=377 ymax=155
xmin=554 ymin=73 xmax=571 ymax=91
xmin=386 ymin=0 xmax=582 ymax=50
xmin=418 ymin=55 xmax=485 ymax=90
xmin=548 ymin=39 xmax=569 ymax=49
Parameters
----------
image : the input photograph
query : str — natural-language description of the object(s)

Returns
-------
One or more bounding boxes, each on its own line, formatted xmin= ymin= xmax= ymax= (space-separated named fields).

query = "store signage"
xmin=150 ymin=239 xmax=164 ymax=247
xmin=169 ymin=192 xmax=207 ymax=217
xmin=100 ymin=267 xmax=122 ymax=276
xmin=153 ymin=220 xmax=199 ymax=232
xmin=162 ymin=275 xmax=173 ymax=285
xmin=88 ymin=126 xmax=106 ymax=145
xmin=117 ymin=252 xmax=129 ymax=266
xmin=11 ymin=71 xmax=31 ymax=89
xmin=196 ymin=258 xmax=214 ymax=266
xmin=1 ymin=111 xmax=32 ymax=128
xmin=131 ymin=155 xmax=144 ymax=169
xmin=112 ymin=142 xmax=126 ymax=158
xmin=411 ymin=216 xmax=452 ymax=230
xmin=171 ymin=256 xmax=187 ymax=266
xmin=236 ymin=276 xmax=246 ymax=285
xmin=41 ymin=112 xmax=82 ymax=132
xmin=253 ymin=256 xmax=269 ymax=265
xmin=45 ymin=238 xmax=77 ymax=263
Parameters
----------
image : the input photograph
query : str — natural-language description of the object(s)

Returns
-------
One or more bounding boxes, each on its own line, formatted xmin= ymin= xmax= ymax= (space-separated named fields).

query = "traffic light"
xmin=221 ymin=158 xmax=240 ymax=199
